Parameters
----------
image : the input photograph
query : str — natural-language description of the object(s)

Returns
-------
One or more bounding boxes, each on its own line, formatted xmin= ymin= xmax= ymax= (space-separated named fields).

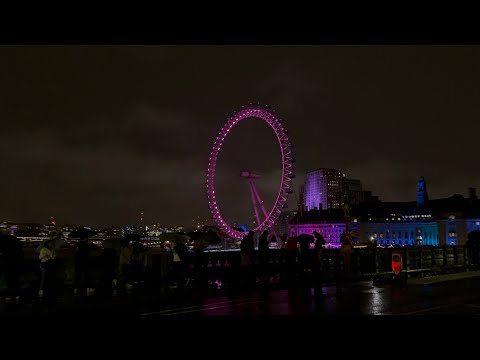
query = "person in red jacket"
xmin=285 ymin=236 xmax=299 ymax=251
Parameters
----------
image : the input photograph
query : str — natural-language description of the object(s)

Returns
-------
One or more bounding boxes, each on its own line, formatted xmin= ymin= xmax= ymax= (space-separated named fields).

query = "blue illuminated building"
xmin=354 ymin=214 xmax=439 ymax=246
xmin=417 ymin=176 xmax=429 ymax=208
xmin=289 ymin=176 xmax=480 ymax=247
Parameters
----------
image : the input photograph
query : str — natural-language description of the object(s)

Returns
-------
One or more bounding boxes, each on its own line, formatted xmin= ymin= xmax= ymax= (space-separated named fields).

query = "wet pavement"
xmin=139 ymin=278 xmax=480 ymax=316
xmin=2 ymin=273 xmax=480 ymax=315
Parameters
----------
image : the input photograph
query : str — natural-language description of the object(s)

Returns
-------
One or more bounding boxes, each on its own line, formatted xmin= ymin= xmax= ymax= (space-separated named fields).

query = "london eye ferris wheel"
xmin=206 ymin=105 xmax=294 ymax=239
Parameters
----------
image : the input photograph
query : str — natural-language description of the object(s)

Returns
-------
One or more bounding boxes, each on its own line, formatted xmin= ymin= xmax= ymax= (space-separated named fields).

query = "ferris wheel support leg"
xmin=248 ymin=180 xmax=262 ymax=231
xmin=251 ymin=182 xmax=270 ymax=223
xmin=251 ymin=182 xmax=280 ymax=247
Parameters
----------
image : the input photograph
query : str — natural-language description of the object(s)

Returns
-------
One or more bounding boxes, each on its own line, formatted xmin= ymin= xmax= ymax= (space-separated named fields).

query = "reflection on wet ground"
xmin=2 ymin=277 xmax=480 ymax=316
xmin=141 ymin=277 xmax=480 ymax=316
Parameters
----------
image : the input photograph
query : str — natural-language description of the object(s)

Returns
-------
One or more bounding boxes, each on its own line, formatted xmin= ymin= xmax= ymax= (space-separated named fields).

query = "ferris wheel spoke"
xmin=247 ymin=179 xmax=263 ymax=231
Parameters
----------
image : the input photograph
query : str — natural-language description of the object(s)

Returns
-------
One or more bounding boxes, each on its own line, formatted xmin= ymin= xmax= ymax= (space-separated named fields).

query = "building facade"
xmin=289 ymin=176 xmax=480 ymax=247
xmin=355 ymin=217 xmax=439 ymax=246
xmin=289 ymin=221 xmax=346 ymax=247
xmin=289 ymin=216 xmax=439 ymax=247
xmin=304 ymin=168 xmax=345 ymax=211
xmin=304 ymin=168 xmax=378 ymax=211
xmin=437 ymin=217 xmax=480 ymax=246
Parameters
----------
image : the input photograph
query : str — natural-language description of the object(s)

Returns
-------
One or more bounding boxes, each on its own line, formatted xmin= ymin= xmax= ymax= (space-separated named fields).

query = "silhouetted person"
xmin=74 ymin=238 xmax=96 ymax=300
xmin=313 ymin=231 xmax=326 ymax=297
xmin=466 ymin=231 xmax=480 ymax=266
xmin=99 ymin=246 xmax=117 ymax=300
xmin=117 ymin=238 xmax=133 ymax=296
xmin=131 ymin=239 xmax=145 ymax=284
xmin=297 ymin=234 xmax=314 ymax=294
xmin=298 ymin=235 xmax=312 ymax=269
xmin=38 ymin=240 xmax=55 ymax=301
xmin=258 ymin=230 xmax=270 ymax=254
xmin=171 ymin=241 xmax=187 ymax=297
xmin=1 ymin=235 xmax=23 ymax=302
xmin=241 ymin=230 xmax=255 ymax=259
xmin=285 ymin=236 xmax=299 ymax=290
xmin=240 ymin=231 xmax=255 ymax=295
xmin=340 ymin=231 xmax=353 ymax=274
xmin=258 ymin=230 xmax=270 ymax=290
xmin=193 ymin=239 xmax=208 ymax=295
xmin=313 ymin=232 xmax=326 ymax=251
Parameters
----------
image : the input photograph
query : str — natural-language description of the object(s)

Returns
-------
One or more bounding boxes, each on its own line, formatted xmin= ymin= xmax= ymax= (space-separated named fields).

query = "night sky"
xmin=2 ymin=45 xmax=480 ymax=227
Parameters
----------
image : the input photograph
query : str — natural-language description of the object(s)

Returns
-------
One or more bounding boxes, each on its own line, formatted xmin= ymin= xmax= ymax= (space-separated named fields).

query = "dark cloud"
xmin=1 ymin=46 xmax=480 ymax=226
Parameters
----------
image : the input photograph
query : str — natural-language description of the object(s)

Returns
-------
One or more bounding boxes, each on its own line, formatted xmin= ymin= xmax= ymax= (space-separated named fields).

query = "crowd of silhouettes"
xmin=3 ymin=227 xmax=480 ymax=308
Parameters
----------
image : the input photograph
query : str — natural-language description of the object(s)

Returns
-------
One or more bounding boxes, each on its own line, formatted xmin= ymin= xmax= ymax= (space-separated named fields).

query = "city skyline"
xmin=2 ymin=46 xmax=480 ymax=226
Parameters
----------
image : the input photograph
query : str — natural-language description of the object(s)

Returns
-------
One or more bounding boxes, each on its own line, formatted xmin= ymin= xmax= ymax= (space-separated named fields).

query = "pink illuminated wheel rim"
xmin=206 ymin=105 xmax=294 ymax=239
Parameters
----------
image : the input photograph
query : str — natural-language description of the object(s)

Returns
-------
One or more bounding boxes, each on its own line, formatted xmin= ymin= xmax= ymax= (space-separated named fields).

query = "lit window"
xmin=449 ymin=215 xmax=455 ymax=220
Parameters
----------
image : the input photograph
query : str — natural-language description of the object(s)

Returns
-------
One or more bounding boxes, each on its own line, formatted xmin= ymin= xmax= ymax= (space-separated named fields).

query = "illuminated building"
xmin=355 ymin=214 xmax=439 ymax=246
xmin=417 ymin=176 xmax=429 ymax=208
xmin=290 ymin=176 xmax=480 ymax=247
xmin=304 ymin=168 xmax=345 ymax=211
xmin=288 ymin=209 xmax=345 ymax=247
xmin=303 ymin=168 xmax=378 ymax=211
xmin=289 ymin=222 xmax=346 ymax=247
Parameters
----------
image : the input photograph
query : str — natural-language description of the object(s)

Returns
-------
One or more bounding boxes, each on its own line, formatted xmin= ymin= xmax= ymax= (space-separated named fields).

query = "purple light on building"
xmin=288 ymin=222 xmax=345 ymax=248
xmin=304 ymin=168 xmax=345 ymax=211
